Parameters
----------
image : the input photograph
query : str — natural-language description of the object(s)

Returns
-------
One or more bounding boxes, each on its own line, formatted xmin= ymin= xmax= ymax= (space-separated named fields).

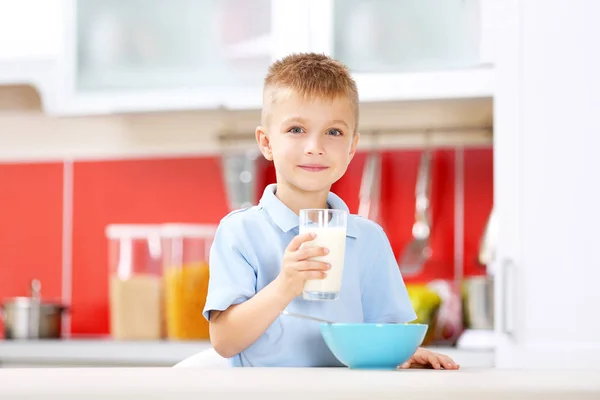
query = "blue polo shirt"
xmin=203 ymin=184 xmax=416 ymax=367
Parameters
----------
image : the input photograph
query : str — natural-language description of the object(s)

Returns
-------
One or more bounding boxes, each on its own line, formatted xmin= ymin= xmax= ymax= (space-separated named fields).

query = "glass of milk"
xmin=299 ymin=209 xmax=348 ymax=301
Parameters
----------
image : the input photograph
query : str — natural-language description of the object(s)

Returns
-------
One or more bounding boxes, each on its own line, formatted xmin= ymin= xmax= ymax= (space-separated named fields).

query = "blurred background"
xmin=0 ymin=0 xmax=597 ymax=370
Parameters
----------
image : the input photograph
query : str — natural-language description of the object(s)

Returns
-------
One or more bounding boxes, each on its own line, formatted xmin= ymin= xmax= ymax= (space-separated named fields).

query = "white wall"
xmin=0 ymin=0 xmax=62 ymax=60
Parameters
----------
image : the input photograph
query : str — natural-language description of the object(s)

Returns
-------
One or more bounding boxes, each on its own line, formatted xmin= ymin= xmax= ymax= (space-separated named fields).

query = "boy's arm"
xmin=204 ymin=223 xmax=328 ymax=359
xmin=209 ymin=279 xmax=291 ymax=358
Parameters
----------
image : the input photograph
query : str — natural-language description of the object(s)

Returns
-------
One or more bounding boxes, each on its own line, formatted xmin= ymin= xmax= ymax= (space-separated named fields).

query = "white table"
xmin=0 ymin=367 xmax=598 ymax=400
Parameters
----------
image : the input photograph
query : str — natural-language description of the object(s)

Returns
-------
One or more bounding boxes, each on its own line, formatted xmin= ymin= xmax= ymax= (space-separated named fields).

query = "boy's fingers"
xmin=286 ymin=232 xmax=316 ymax=252
xmin=428 ymin=354 xmax=441 ymax=369
xmin=302 ymin=270 xmax=327 ymax=280
xmin=296 ymin=246 xmax=329 ymax=260
xmin=293 ymin=260 xmax=331 ymax=271
xmin=441 ymin=356 xmax=459 ymax=370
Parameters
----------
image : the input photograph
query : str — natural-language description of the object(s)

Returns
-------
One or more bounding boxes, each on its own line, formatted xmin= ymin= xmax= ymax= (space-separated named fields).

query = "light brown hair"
xmin=262 ymin=53 xmax=359 ymax=130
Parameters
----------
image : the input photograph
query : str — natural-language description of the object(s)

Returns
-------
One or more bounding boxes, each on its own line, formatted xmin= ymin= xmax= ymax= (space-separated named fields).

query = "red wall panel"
xmin=379 ymin=150 xmax=456 ymax=283
xmin=0 ymin=163 xmax=63 ymax=336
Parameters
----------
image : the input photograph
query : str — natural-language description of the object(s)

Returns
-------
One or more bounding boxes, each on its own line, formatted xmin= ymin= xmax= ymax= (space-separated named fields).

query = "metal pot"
xmin=0 ymin=279 xmax=68 ymax=340
xmin=462 ymin=276 xmax=494 ymax=330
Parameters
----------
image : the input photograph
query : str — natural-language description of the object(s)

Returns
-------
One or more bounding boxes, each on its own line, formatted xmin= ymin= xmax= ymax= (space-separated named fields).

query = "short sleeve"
xmin=361 ymin=225 xmax=417 ymax=324
xmin=202 ymin=217 xmax=257 ymax=321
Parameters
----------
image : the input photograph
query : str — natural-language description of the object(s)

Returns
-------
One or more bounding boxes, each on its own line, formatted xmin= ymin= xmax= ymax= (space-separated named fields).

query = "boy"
xmin=203 ymin=53 xmax=459 ymax=370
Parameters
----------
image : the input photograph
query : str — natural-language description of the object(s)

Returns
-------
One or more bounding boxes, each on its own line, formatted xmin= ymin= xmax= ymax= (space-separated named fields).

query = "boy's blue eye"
xmin=327 ymin=129 xmax=343 ymax=136
xmin=288 ymin=127 xmax=304 ymax=134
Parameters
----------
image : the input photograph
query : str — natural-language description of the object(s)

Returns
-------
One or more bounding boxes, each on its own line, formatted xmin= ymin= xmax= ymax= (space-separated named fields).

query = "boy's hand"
xmin=399 ymin=348 xmax=460 ymax=370
xmin=275 ymin=232 xmax=331 ymax=300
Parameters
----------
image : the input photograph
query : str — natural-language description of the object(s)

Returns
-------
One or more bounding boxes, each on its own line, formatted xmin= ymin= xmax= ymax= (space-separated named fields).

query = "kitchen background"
xmin=0 ymin=136 xmax=493 ymax=336
xmin=0 ymin=0 xmax=501 ymax=367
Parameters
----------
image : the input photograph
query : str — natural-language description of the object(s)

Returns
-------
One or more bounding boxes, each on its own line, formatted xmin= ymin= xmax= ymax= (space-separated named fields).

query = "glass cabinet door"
xmin=75 ymin=0 xmax=272 ymax=93
xmin=329 ymin=0 xmax=482 ymax=73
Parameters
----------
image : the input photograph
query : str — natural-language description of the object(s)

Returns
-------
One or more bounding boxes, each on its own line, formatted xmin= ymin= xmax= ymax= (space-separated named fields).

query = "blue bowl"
xmin=320 ymin=323 xmax=428 ymax=370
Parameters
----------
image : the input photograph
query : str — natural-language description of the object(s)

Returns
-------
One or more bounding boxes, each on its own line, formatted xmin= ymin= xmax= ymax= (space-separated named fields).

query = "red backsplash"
xmin=0 ymin=148 xmax=492 ymax=336
xmin=0 ymin=163 xmax=64 ymax=335
xmin=463 ymin=149 xmax=495 ymax=276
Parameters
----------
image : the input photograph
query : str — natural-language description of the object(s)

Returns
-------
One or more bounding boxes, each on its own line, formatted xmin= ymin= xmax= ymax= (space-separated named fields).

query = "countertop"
xmin=0 ymin=339 xmax=212 ymax=366
xmin=0 ymin=339 xmax=494 ymax=368
xmin=0 ymin=367 xmax=599 ymax=400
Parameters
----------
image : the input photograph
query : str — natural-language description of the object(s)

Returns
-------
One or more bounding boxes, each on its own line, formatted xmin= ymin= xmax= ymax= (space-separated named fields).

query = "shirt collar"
xmin=258 ymin=184 xmax=359 ymax=239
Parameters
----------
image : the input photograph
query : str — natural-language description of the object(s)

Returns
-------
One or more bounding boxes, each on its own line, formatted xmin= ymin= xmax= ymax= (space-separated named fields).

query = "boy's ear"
xmin=255 ymin=126 xmax=273 ymax=161
xmin=348 ymin=131 xmax=360 ymax=161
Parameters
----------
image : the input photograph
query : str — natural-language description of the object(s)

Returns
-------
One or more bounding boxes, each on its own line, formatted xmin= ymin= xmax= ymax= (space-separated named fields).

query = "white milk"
xmin=299 ymin=227 xmax=347 ymax=296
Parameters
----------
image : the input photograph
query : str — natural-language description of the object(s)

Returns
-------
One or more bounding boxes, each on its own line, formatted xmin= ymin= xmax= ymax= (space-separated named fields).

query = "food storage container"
xmin=106 ymin=224 xmax=163 ymax=340
xmin=161 ymin=224 xmax=216 ymax=341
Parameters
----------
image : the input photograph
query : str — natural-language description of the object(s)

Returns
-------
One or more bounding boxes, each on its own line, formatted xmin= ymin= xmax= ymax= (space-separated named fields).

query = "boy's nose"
xmin=304 ymin=136 xmax=325 ymax=156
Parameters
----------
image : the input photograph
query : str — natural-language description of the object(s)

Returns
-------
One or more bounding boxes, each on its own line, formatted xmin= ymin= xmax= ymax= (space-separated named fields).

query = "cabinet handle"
xmin=501 ymin=259 xmax=515 ymax=337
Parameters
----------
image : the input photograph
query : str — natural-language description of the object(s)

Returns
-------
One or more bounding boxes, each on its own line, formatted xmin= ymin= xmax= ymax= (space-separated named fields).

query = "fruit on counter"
xmin=406 ymin=284 xmax=442 ymax=345
xmin=426 ymin=280 xmax=464 ymax=345
xmin=407 ymin=284 xmax=442 ymax=321
xmin=164 ymin=261 xmax=210 ymax=340
xmin=109 ymin=274 xmax=163 ymax=340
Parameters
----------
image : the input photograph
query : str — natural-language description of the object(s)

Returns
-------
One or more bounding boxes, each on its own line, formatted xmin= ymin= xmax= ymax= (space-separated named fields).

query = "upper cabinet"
xmin=49 ymin=0 xmax=317 ymax=115
xmin=75 ymin=0 xmax=271 ymax=92
xmin=55 ymin=0 xmax=277 ymax=114
xmin=307 ymin=0 xmax=494 ymax=102
xmin=321 ymin=0 xmax=482 ymax=72
xmin=1 ymin=0 xmax=496 ymax=115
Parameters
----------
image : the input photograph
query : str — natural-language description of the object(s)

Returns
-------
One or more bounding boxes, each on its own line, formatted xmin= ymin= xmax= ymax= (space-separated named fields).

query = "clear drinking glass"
xmin=299 ymin=209 xmax=348 ymax=301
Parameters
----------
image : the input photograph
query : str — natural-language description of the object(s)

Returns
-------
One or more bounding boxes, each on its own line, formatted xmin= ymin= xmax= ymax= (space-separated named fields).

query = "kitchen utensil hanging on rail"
xmin=398 ymin=146 xmax=433 ymax=277
xmin=218 ymin=107 xmax=259 ymax=211
xmin=357 ymin=133 xmax=382 ymax=223
xmin=462 ymin=206 xmax=497 ymax=331
xmin=221 ymin=149 xmax=258 ymax=211
xmin=477 ymin=207 xmax=497 ymax=274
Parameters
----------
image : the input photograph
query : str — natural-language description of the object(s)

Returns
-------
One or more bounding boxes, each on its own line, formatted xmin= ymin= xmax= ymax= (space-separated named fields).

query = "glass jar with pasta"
xmin=160 ymin=224 xmax=216 ymax=341
xmin=105 ymin=224 xmax=164 ymax=341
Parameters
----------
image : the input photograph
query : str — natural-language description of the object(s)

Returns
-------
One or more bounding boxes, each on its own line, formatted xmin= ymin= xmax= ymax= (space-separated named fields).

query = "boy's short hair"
xmin=262 ymin=53 xmax=359 ymax=129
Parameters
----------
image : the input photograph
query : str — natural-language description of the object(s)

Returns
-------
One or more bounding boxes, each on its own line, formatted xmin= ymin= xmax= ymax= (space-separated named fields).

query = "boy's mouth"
xmin=298 ymin=164 xmax=329 ymax=172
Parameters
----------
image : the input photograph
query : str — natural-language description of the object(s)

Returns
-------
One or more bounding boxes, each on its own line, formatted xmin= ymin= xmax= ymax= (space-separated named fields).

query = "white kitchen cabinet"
xmin=305 ymin=0 xmax=495 ymax=102
xmin=74 ymin=0 xmax=270 ymax=92
xmin=493 ymin=0 xmax=600 ymax=369
xmin=61 ymin=0 xmax=496 ymax=113
xmin=55 ymin=0 xmax=263 ymax=114
xmin=2 ymin=0 xmax=500 ymax=115
xmin=48 ymin=0 xmax=312 ymax=115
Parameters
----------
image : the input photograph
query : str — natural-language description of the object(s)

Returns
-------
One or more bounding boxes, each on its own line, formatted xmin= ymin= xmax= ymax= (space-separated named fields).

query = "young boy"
xmin=203 ymin=53 xmax=459 ymax=370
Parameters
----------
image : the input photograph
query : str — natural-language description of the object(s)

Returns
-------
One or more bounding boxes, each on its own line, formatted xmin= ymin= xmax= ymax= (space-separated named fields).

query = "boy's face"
xmin=256 ymin=89 xmax=359 ymax=194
